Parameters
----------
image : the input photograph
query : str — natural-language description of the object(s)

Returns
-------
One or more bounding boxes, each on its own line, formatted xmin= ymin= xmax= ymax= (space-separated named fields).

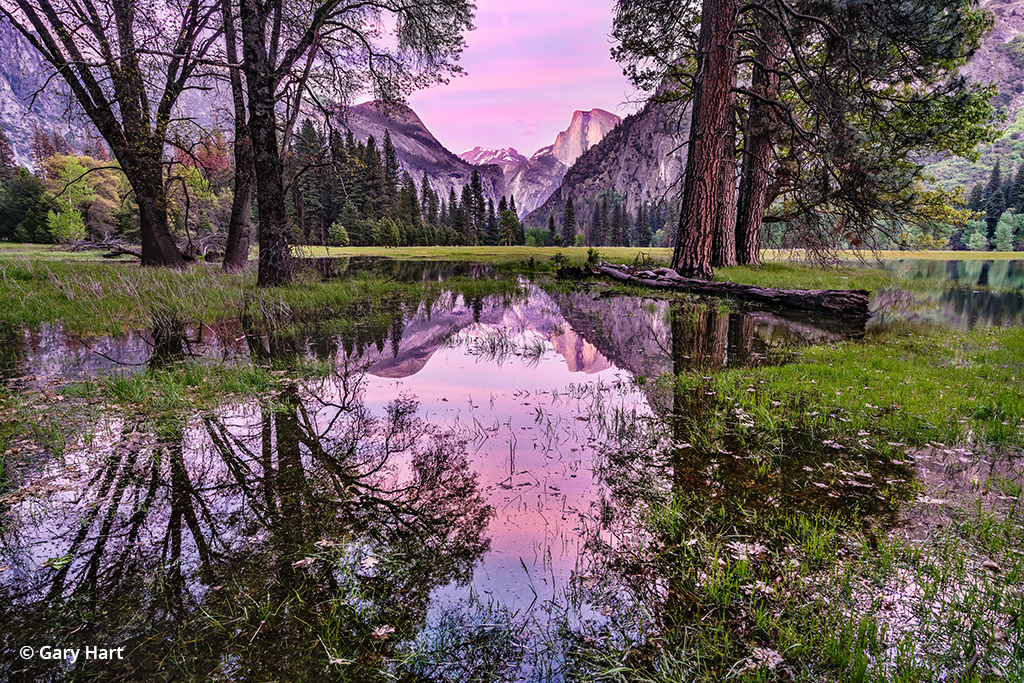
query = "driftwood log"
xmin=594 ymin=262 xmax=871 ymax=319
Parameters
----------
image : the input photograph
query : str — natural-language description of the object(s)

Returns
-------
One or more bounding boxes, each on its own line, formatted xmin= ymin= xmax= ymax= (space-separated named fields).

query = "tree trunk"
xmin=671 ymin=0 xmax=738 ymax=280
xmin=223 ymin=131 xmax=255 ymax=271
xmin=240 ymin=0 xmax=292 ymax=287
xmin=735 ymin=18 xmax=781 ymax=266
xmin=222 ymin=0 xmax=254 ymax=273
xmin=712 ymin=36 xmax=739 ymax=269
xmin=595 ymin=262 xmax=871 ymax=318
xmin=123 ymin=158 xmax=186 ymax=268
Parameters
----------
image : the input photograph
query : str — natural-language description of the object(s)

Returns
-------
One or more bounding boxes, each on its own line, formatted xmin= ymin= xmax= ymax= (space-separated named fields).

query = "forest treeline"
xmin=0 ymin=118 xmax=679 ymax=252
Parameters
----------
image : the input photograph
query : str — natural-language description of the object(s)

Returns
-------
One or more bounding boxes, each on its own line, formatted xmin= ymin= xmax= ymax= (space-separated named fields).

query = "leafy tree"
xmin=994 ymin=217 xmax=1015 ymax=252
xmin=0 ymin=168 xmax=50 ymax=243
xmin=328 ymin=221 xmax=350 ymax=247
xmin=234 ymin=0 xmax=474 ymax=285
xmin=966 ymin=230 xmax=988 ymax=251
xmin=1 ymin=0 xmax=226 ymax=266
xmin=375 ymin=217 xmax=401 ymax=247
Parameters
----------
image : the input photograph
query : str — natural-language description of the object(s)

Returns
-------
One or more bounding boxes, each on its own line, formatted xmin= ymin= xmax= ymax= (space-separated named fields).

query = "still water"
xmin=0 ymin=262 xmax=1021 ymax=680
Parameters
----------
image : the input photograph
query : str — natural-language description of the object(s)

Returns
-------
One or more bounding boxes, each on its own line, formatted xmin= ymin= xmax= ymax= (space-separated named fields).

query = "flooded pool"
xmin=1 ymin=268 xmax=1021 ymax=680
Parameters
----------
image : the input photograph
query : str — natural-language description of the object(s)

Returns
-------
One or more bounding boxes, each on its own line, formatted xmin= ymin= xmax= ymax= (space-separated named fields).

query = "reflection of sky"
xmin=363 ymin=330 xmax=646 ymax=616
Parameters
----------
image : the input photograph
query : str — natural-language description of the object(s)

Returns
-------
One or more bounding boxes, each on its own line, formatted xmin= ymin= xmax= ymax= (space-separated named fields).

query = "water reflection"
xmin=295 ymin=256 xmax=495 ymax=282
xmin=871 ymin=286 xmax=1024 ymax=329
xmin=2 ymin=286 xmax=879 ymax=679
xmin=0 ymin=372 xmax=490 ymax=680
xmin=887 ymin=259 xmax=1024 ymax=289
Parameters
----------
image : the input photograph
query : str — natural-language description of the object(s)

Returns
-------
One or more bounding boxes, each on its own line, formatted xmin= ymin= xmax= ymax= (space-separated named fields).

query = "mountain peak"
xmin=458 ymin=146 xmax=528 ymax=174
xmin=551 ymin=108 xmax=621 ymax=167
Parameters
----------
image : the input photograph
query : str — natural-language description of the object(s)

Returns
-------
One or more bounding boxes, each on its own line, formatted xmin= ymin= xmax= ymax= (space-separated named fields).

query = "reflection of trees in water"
xmin=559 ymin=302 xmax=913 ymax=677
xmin=0 ymin=366 xmax=490 ymax=680
xmin=297 ymin=257 xmax=496 ymax=283
xmin=894 ymin=259 xmax=1024 ymax=290
xmin=872 ymin=286 xmax=1024 ymax=329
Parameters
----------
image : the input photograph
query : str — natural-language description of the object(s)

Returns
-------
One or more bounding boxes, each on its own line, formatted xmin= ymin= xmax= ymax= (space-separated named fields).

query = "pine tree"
xmin=486 ymin=198 xmax=498 ymax=246
xmin=382 ymin=129 xmax=399 ymax=210
xmin=1015 ymin=164 xmax=1024 ymax=214
xmin=635 ymin=203 xmax=652 ymax=247
xmin=420 ymin=172 xmax=431 ymax=218
xmin=0 ymin=125 xmax=15 ymax=181
xmin=985 ymin=189 xmax=1005 ymax=240
xmin=460 ymin=184 xmax=475 ymax=244
xmin=984 ymin=161 xmax=1002 ymax=201
xmin=600 ymin=195 xmax=610 ymax=246
xmin=364 ymin=136 xmax=390 ymax=219
xmin=562 ymin=196 xmax=577 ymax=246
xmin=446 ymin=187 xmax=458 ymax=227
xmin=610 ymin=201 xmax=625 ymax=246
xmin=470 ymin=169 xmax=485 ymax=241
xmin=548 ymin=215 xmax=558 ymax=247
xmin=967 ymin=183 xmax=984 ymax=211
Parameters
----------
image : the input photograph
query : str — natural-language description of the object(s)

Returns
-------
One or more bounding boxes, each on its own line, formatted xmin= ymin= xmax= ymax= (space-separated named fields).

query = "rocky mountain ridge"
xmin=341 ymin=101 xmax=507 ymax=210
xmin=458 ymin=108 xmax=622 ymax=216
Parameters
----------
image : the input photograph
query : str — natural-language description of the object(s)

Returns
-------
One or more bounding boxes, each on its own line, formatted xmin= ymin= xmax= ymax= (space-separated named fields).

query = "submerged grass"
xmin=2 ymin=250 xmax=1023 ymax=680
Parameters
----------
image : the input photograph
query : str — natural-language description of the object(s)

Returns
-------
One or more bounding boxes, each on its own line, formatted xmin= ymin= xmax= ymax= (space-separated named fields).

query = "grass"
xmin=1 ymin=248 xmax=1022 ymax=680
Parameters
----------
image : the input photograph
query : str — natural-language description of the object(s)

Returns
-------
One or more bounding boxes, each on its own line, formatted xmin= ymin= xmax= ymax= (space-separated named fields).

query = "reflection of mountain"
xmin=355 ymin=288 xmax=615 ymax=377
xmin=547 ymin=292 xmax=864 ymax=382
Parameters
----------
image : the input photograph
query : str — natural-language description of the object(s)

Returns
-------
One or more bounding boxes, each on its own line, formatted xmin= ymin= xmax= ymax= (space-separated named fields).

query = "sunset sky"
xmin=404 ymin=1 xmax=640 ymax=157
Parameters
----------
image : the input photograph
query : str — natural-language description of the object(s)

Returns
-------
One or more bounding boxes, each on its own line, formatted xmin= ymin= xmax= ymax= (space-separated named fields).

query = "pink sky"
xmin=404 ymin=1 xmax=640 ymax=157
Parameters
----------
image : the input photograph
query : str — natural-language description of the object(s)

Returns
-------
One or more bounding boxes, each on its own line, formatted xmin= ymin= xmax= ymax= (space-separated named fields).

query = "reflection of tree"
xmin=0 ymin=364 xmax=490 ymax=680
xmin=560 ymin=301 xmax=914 ymax=677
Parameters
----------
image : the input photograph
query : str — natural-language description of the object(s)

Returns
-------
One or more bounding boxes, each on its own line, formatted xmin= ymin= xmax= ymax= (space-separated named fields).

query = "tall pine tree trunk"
xmin=712 ymin=35 xmax=739 ymax=268
xmin=735 ymin=18 xmax=781 ymax=266
xmin=672 ymin=0 xmax=738 ymax=280
xmin=222 ymin=0 xmax=254 ymax=272
xmin=240 ymin=0 xmax=292 ymax=287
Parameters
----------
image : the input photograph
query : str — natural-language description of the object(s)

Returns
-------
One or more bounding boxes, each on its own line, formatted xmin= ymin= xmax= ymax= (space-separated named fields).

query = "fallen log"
xmin=594 ymin=262 xmax=871 ymax=319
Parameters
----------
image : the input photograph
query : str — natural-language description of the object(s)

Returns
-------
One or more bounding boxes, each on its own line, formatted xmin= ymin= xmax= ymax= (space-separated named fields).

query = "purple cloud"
xmin=401 ymin=1 xmax=639 ymax=156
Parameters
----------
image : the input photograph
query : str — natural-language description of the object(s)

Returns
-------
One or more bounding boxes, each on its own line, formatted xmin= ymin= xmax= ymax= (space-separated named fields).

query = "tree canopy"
xmin=614 ymin=0 xmax=998 ymax=277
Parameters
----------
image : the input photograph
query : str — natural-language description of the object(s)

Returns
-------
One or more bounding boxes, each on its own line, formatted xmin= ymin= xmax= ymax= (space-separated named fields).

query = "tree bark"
xmin=123 ymin=157 xmax=187 ymax=267
xmin=239 ymin=0 xmax=292 ymax=287
xmin=735 ymin=17 xmax=781 ymax=266
xmin=671 ymin=0 xmax=738 ymax=280
xmin=222 ymin=0 xmax=254 ymax=272
xmin=595 ymin=262 xmax=871 ymax=318
xmin=712 ymin=34 xmax=739 ymax=269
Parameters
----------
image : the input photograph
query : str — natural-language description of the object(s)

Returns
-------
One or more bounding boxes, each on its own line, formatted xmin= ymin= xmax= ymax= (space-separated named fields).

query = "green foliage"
xmin=0 ymin=168 xmax=51 ymax=243
xmin=994 ymin=218 xmax=1015 ymax=252
xmin=966 ymin=230 xmax=988 ymax=251
xmin=328 ymin=221 xmax=350 ymax=247
xmin=374 ymin=217 xmax=400 ymax=247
